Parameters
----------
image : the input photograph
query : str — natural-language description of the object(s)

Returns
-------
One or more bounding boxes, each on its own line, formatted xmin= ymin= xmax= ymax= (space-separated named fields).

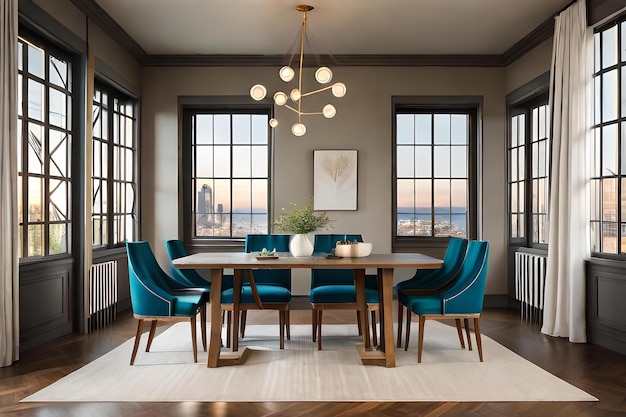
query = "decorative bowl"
xmin=334 ymin=242 xmax=373 ymax=257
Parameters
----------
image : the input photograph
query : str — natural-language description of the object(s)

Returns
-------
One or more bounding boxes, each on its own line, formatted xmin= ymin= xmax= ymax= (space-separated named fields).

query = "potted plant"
xmin=274 ymin=203 xmax=334 ymax=256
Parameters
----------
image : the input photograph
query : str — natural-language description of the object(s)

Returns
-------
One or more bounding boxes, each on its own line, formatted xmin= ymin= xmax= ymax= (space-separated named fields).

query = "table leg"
xmin=208 ymin=269 xmax=223 ymax=368
xmin=380 ymin=268 xmax=396 ymax=367
xmin=232 ymin=270 xmax=242 ymax=352
xmin=354 ymin=269 xmax=371 ymax=350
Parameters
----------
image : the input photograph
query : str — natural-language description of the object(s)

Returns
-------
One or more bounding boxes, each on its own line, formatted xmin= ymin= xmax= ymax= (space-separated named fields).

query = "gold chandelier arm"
xmin=284 ymin=104 xmax=301 ymax=114
xmin=300 ymin=85 xmax=333 ymax=98
xmin=296 ymin=7 xmax=308 ymax=124
xmin=284 ymin=104 xmax=322 ymax=117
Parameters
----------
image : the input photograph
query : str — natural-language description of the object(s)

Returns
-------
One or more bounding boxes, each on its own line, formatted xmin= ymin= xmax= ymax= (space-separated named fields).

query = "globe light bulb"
xmin=250 ymin=84 xmax=267 ymax=101
xmin=274 ymin=92 xmax=288 ymax=106
xmin=279 ymin=66 xmax=295 ymax=82
xmin=290 ymin=88 xmax=301 ymax=102
xmin=291 ymin=123 xmax=306 ymax=136
xmin=315 ymin=67 xmax=333 ymax=84
xmin=322 ymin=104 xmax=336 ymax=118
xmin=331 ymin=83 xmax=347 ymax=98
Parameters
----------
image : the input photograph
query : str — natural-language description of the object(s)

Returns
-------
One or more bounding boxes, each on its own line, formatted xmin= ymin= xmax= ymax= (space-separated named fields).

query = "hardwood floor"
xmin=1 ymin=303 xmax=625 ymax=416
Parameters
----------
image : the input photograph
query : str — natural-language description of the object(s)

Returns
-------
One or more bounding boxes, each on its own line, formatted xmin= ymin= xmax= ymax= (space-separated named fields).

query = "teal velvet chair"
xmin=228 ymin=234 xmax=292 ymax=349
xmin=126 ymin=241 xmax=205 ymax=365
xmin=406 ymin=240 xmax=490 ymax=363
xmin=396 ymin=237 xmax=469 ymax=349
xmin=310 ymin=234 xmax=379 ymax=350
xmin=165 ymin=239 xmax=235 ymax=347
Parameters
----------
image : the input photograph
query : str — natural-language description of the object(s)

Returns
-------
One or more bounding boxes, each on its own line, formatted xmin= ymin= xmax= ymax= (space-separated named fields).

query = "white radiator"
xmin=88 ymin=260 xmax=118 ymax=332
xmin=514 ymin=251 xmax=547 ymax=324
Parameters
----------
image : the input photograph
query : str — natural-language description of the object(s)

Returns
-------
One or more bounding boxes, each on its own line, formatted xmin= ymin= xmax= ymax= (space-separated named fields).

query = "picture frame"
xmin=313 ymin=150 xmax=357 ymax=211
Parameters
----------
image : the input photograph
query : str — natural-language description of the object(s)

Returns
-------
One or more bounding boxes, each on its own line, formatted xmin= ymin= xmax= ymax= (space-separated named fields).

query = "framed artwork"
xmin=313 ymin=150 xmax=357 ymax=210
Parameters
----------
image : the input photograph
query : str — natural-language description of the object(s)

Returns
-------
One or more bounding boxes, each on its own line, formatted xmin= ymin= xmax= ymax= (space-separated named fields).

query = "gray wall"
xmin=141 ymin=65 xmax=518 ymax=295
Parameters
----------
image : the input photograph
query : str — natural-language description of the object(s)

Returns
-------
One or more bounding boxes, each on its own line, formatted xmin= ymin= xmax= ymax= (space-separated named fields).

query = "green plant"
xmin=274 ymin=203 xmax=334 ymax=234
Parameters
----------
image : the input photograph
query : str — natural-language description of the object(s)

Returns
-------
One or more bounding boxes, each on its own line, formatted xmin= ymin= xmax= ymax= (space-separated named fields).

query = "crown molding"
xmin=70 ymin=0 xmax=147 ymax=63
xmin=142 ymin=54 xmax=505 ymax=67
xmin=501 ymin=17 xmax=555 ymax=66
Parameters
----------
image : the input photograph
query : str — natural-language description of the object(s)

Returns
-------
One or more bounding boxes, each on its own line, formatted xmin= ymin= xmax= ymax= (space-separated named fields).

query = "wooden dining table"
xmin=173 ymin=252 xmax=442 ymax=368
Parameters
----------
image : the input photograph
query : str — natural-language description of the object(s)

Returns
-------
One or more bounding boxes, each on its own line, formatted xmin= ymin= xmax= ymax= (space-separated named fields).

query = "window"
xmin=591 ymin=17 xmax=626 ymax=255
xmin=91 ymin=82 xmax=138 ymax=248
xmin=17 ymin=35 xmax=73 ymax=258
xmin=182 ymin=105 xmax=271 ymax=243
xmin=393 ymin=98 xmax=478 ymax=249
xmin=508 ymin=97 xmax=550 ymax=247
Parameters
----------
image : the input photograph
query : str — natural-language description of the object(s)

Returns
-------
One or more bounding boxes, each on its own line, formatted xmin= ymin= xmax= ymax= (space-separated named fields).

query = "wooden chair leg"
xmin=417 ymin=315 xmax=426 ymax=363
xmin=279 ymin=311 xmax=285 ymax=349
xmin=464 ymin=318 xmax=473 ymax=351
xmin=396 ymin=301 xmax=404 ymax=348
xmin=226 ymin=310 xmax=232 ymax=348
xmin=240 ymin=310 xmax=247 ymax=338
xmin=370 ymin=310 xmax=378 ymax=346
xmin=474 ymin=318 xmax=484 ymax=362
xmin=311 ymin=309 xmax=317 ymax=342
xmin=191 ymin=315 xmax=198 ymax=363
xmin=130 ymin=319 xmax=144 ymax=365
xmin=220 ymin=310 xmax=226 ymax=348
xmin=455 ymin=318 xmax=466 ymax=349
xmin=200 ymin=304 xmax=207 ymax=352
xmin=286 ymin=310 xmax=291 ymax=340
xmin=404 ymin=308 xmax=412 ymax=351
xmin=356 ymin=311 xmax=362 ymax=336
xmin=146 ymin=320 xmax=158 ymax=352
xmin=317 ymin=309 xmax=323 ymax=350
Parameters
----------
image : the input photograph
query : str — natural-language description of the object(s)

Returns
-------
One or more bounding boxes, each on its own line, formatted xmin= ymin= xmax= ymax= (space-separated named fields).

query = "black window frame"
xmin=180 ymin=97 xmax=274 ymax=251
xmin=507 ymin=92 xmax=551 ymax=250
xmin=590 ymin=13 xmax=626 ymax=258
xmin=392 ymin=96 xmax=479 ymax=252
xmin=91 ymin=79 xmax=139 ymax=250
xmin=17 ymin=30 xmax=78 ymax=261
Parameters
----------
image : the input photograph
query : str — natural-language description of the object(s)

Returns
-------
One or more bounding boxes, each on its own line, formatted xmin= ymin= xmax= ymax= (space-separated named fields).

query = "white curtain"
xmin=542 ymin=0 xmax=590 ymax=343
xmin=0 ymin=0 xmax=19 ymax=366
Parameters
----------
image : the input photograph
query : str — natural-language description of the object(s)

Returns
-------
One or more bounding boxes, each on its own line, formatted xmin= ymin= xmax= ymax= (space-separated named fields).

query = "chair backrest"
xmin=244 ymin=234 xmax=291 ymax=289
xmin=440 ymin=238 xmax=469 ymax=275
xmin=165 ymin=239 xmax=233 ymax=290
xmin=441 ymin=240 xmax=490 ymax=314
xmin=127 ymin=241 xmax=175 ymax=316
xmin=311 ymin=234 xmax=363 ymax=287
xmin=415 ymin=237 xmax=468 ymax=287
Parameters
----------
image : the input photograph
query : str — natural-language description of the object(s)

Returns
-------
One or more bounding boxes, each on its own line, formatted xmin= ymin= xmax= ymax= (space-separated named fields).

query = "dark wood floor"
xmin=1 ymin=303 xmax=625 ymax=417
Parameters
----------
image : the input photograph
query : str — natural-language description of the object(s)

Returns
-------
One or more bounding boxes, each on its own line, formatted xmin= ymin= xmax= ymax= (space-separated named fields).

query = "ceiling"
xmin=93 ymin=0 xmax=572 ymax=58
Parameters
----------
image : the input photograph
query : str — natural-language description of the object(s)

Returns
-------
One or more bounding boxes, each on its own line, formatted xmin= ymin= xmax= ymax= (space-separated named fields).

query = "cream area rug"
xmin=23 ymin=321 xmax=596 ymax=403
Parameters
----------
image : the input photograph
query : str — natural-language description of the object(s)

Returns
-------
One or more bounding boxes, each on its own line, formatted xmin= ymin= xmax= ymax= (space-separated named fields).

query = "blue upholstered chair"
xmin=396 ymin=237 xmax=469 ymax=349
xmin=406 ymin=240 xmax=490 ymax=363
xmin=310 ymin=234 xmax=379 ymax=350
xmin=126 ymin=241 xmax=205 ymax=365
xmin=165 ymin=239 xmax=235 ymax=347
xmin=228 ymin=234 xmax=292 ymax=349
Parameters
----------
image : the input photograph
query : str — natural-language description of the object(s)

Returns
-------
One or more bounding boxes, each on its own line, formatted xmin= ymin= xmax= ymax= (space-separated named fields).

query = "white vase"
xmin=289 ymin=234 xmax=314 ymax=257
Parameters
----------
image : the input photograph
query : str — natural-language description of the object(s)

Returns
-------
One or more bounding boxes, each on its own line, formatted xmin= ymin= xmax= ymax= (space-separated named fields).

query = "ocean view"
xmin=196 ymin=208 xmax=467 ymax=238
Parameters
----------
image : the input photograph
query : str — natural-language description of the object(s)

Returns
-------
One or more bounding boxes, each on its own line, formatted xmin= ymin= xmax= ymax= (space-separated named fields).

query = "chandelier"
xmin=249 ymin=5 xmax=346 ymax=137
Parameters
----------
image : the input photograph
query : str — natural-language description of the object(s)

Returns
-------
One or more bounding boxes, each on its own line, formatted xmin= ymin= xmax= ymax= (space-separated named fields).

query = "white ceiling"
xmin=94 ymin=0 xmax=572 ymax=57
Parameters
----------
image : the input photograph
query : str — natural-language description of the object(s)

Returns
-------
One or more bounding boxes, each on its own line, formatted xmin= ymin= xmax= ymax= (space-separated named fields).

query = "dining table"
xmin=173 ymin=252 xmax=443 ymax=368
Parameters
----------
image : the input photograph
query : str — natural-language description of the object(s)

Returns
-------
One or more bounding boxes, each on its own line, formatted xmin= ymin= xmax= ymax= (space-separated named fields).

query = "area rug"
xmin=22 ymin=321 xmax=597 ymax=403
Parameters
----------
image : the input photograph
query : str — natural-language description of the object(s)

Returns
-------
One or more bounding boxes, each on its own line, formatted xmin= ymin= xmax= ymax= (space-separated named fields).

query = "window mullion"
xmin=107 ymin=94 xmax=115 ymax=247
xmin=430 ymin=114 xmax=435 ymax=238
